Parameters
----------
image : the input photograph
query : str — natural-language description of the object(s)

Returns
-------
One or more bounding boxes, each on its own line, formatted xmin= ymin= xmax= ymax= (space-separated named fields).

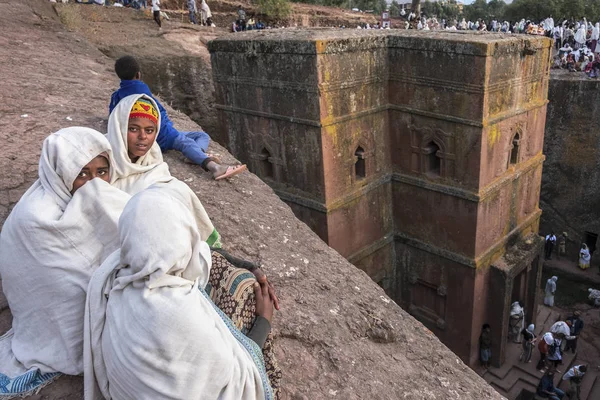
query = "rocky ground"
xmin=0 ymin=0 xmax=503 ymax=399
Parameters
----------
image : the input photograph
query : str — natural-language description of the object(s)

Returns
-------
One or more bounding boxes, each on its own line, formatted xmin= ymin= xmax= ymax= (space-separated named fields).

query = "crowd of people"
xmin=231 ymin=5 xmax=268 ymax=32
xmin=480 ymin=310 xmax=588 ymax=400
xmin=544 ymin=231 xmax=597 ymax=273
xmin=0 ymin=55 xmax=278 ymax=399
xmin=402 ymin=13 xmax=600 ymax=78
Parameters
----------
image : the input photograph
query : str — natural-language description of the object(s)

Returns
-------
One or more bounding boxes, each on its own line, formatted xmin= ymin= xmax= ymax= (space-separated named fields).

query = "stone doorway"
xmin=511 ymin=268 xmax=527 ymax=309
xmin=584 ymin=231 xmax=598 ymax=255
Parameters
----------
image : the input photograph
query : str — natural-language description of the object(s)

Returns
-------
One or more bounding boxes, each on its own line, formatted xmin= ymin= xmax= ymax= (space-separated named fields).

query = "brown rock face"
xmin=540 ymin=71 xmax=600 ymax=259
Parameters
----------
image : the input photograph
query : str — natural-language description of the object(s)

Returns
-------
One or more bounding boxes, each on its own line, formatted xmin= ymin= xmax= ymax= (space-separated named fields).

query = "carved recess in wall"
xmin=249 ymin=141 xmax=284 ymax=182
xmin=408 ymin=123 xmax=456 ymax=179
xmin=407 ymin=277 xmax=448 ymax=331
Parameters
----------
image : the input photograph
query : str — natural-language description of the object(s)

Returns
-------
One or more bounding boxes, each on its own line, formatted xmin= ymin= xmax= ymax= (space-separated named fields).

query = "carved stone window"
xmin=423 ymin=141 xmax=441 ymax=177
xmin=355 ymin=146 xmax=366 ymax=180
xmin=259 ymin=148 xmax=274 ymax=179
xmin=509 ymin=132 xmax=520 ymax=165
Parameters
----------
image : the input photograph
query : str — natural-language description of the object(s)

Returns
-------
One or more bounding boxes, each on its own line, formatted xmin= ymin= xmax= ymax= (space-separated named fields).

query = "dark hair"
xmin=482 ymin=323 xmax=490 ymax=330
xmin=580 ymin=365 xmax=588 ymax=373
xmin=115 ymin=55 xmax=141 ymax=80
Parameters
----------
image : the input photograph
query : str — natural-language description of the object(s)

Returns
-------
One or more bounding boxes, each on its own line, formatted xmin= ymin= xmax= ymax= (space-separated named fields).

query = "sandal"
xmin=214 ymin=164 xmax=247 ymax=181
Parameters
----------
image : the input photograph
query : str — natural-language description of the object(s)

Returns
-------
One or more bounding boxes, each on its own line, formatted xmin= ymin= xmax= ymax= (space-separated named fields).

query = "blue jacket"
xmin=109 ymin=80 xmax=178 ymax=151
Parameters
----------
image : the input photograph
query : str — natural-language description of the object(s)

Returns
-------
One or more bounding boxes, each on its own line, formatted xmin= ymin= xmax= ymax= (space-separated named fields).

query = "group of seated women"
xmin=0 ymin=94 xmax=280 ymax=399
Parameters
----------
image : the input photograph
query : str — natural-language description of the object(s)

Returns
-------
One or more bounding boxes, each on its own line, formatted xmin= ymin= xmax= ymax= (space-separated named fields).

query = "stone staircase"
xmin=483 ymin=306 xmax=600 ymax=400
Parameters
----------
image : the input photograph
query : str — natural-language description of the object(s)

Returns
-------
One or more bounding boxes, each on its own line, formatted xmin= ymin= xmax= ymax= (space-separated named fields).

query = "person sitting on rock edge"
xmin=83 ymin=189 xmax=280 ymax=399
xmin=0 ymin=128 xmax=131 ymax=397
xmin=107 ymin=92 xmax=280 ymax=310
xmin=109 ymin=55 xmax=246 ymax=180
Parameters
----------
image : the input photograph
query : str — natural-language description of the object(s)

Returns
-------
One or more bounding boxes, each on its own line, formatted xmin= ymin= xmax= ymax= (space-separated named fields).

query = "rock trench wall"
xmin=540 ymin=73 xmax=600 ymax=260
xmin=0 ymin=1 xmax=503 ymax=399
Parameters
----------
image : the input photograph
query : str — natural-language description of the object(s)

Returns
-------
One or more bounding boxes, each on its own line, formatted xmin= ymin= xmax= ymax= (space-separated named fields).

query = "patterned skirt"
xmin=206 ymin=252 xmax=282 ymax=399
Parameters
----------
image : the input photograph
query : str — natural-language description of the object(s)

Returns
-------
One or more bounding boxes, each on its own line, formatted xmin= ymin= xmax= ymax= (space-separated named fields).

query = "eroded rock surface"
xmin=0 ymin=1 xmax=503 ymax=398
xmin=540 ymin=70 xmax=600 ymax=257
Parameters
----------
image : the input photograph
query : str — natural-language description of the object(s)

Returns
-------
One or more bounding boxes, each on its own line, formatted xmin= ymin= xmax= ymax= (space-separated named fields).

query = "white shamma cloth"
xmin=84 ymin=188 xmax=272 ymax=400
xmin=107 ymin=93 xmax=221 ymax=247
xmin=0 ymin=128 xmax=130 ymax=397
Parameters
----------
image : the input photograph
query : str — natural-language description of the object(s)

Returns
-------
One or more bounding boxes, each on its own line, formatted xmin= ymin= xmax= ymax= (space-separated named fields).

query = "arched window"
xmin=260 ymin=148 xmax=274 ymax=179
xmin=510 ymin=133 xmax=520 ymax=165
xmin=355 ymin=146 xmax=366 ymax=180
xmin=423 ymin=141 xmax=441 ymax=176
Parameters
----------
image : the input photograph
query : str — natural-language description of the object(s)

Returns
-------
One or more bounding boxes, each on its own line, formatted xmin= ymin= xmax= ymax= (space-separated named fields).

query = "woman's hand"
xmin=254 ymin=281 xmax=274 ymax=323
xmin=252 ymin=268 xmax=280 ymax=310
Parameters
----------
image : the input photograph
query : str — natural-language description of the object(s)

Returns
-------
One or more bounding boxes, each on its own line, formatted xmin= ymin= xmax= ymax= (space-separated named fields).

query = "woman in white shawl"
xmin=574 ymin=19 xmax=587 ymax=49
xmin=579 ymin=243 xmax=591 ymax=270
xmin=200 ymin=0 xmax=212 ymax=26
xmin=588 ymin=288 xmax=600 ymax=306
xmin=107 ymin=93 xmax=282 ymax=395
xmin=107 ymin=93 xmax=222 ymax=247
xmin=0 ymin=128 xmax=130 ymax=396
xmin=84 ymin=189 xmax=274 ymax=400
xmin=544 ymin=276 xmax=558 ymax=306
xmin=591 ymin=23 xmax=600 ymax=52
xmin=509 ymin=301 xmax=525 ymax=343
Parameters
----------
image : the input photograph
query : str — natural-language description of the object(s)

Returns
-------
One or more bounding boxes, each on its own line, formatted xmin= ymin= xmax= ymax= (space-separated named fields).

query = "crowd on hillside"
xmin=390 ymin=14 xmax=600 ymax=78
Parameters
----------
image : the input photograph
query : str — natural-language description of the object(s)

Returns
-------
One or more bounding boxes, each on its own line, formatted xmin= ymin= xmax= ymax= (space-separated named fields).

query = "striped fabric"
xmin=0 ymin=368 xmax=61 ymax=398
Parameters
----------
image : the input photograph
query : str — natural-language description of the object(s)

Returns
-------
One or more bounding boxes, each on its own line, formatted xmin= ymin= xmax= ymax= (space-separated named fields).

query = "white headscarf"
xmin=84 ymin=189 xmax=271 ymax=400
xmin=0 ymin=128 xmax=130 ymax=376
xmin=200 ymin=0 xmax=212 ymax=18
xmin=575 ymin=20 xmax=587 ymax=44
xmin=107 ymin=93 xmax=170 ymax=195
xmin=106 ymin=93 xmax=221 ymax=247
xmin=550 ymin=321 xmax=570 ymax=337
xmin=527 ymin=324 xmax=535 ymax=333
xmin=580 ymin=244 xmax=591 ymax=261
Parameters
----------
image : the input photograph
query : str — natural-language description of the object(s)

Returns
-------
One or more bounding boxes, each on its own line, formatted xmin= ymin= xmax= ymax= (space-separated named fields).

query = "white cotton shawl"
xmin=201 ymin=0 xmax=212 ymax=18
xmin=550 ymin=321 xmax=570 ymax=337
xmin=575 ymin=20 xmax=587 ymax=44
xmin=107 ymin=93 xmax=170 ymax=195
xmin=106 ymin=93 xmax=220 ymax=246
xmin=0 ymin=127 xmax=131 ymax=376
xmin=83 ymin=189 xmax=267 ymax=400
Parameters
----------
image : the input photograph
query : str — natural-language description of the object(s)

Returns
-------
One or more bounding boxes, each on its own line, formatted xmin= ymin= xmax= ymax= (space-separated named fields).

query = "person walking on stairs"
xmin=562 ymin=364 xmax=587 ymax=400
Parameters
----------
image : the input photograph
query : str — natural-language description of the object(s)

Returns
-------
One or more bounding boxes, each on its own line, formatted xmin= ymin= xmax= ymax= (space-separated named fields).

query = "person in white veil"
xmin=544 ymin=276 xmax=558 ymax=306
xmin=578 ymin=243 xmax=591 ymax=270
xmin=0 ymin=128 xmax=130 ymax=396
xmin=588 ymin=288 xmax=600 ymax=306
xmin=574 ymin=19 xmax=587 ymax=49
xmin=84 ymin=188 xmax=275 ymax=400
xmin=106 ymin=92 xmax=279 ymax=293
xmin=509 ymin=301 xmax=525 ymax=343
xmin=200 ymin=0 xmax=212 ymax=26
xmin=107 ymin=93 xmax=222 ymax=247
xmin=591 ymin=23 xmax=600 ymax=52
xmin=107 ymin=93 xmax=282 ymax=393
